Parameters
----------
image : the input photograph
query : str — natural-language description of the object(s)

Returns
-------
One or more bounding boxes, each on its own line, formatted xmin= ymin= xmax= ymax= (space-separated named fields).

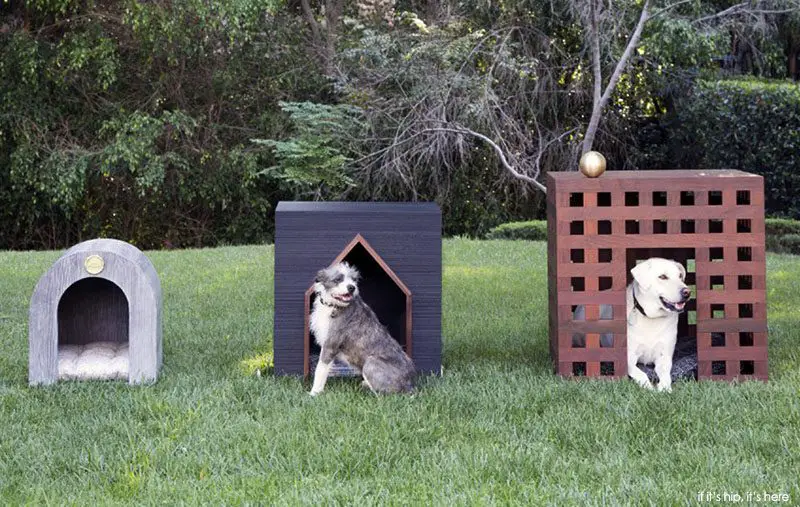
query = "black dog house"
xmin=274 ymin=201 xmax=442 ymax=376
xmin=29 ymin=239 xmax=163 ymax=385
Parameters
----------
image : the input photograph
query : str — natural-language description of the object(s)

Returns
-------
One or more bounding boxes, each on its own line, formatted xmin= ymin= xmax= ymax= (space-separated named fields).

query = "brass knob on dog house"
xmin=579 ymin=151 xmax=607 ymax=178
xmin=84 ymin=255 xmax=105 ymax=275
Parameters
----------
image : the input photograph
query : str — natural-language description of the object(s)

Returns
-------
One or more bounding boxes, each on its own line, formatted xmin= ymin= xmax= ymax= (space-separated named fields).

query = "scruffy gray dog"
xmin=309 ymin=262 xmax=415 ymax=395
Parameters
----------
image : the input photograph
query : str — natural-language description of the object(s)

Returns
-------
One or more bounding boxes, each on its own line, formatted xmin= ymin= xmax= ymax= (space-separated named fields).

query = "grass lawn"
xmin=1 ymin=239 xmax=799 ymax=505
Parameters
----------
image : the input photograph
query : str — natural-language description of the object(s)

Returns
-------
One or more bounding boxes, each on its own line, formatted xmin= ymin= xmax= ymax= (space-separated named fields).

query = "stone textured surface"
xmin=29 ymin=238 xmax=162 ymax=385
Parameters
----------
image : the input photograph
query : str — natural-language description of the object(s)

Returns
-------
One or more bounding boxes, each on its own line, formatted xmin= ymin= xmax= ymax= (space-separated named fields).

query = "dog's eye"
xmin=333 ymin=275 xmax=343 ymax=283
xmin=659 ymin=274 xmax=668 ymax=280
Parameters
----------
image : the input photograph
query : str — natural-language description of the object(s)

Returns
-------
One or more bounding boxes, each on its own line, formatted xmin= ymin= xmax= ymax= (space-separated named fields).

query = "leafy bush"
xmin=778 ymin=234 xmax=800 ymax=255
xmin=485 ymin=220 xmax=548 ymax=241
xmin=252 ymin=102 xmax=366 ymax=198
xmin=0 ymin=0 xmax=314 ymax=249
xmin=764 ymin=218 xmax=800 ymax=253
xmin=765 ymin=217 xmax=800 ymax=237
xmin=649 ymin=79 xmax=800 ymax=219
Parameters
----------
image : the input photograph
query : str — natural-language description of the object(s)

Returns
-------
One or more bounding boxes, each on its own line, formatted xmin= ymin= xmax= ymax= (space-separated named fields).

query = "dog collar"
xmin=317 ymin=296 xmax=338 ymax=308
xmin=316 ymin=295 xmax=344 ymax=317
xmin=632 ymin=287 xmax=650 ymax=318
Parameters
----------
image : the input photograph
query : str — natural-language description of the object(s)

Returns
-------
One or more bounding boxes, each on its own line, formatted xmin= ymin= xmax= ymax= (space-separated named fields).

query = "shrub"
xmin=765 ymin=218 xmax=800 ymax=237
xmin=485 ymin=220 xmax=548 ymax=241
xmin=764 ymin=218 xmax=800 ymax=253
xmin=651 ymin=79 xmax=800 ymax=219
xmin=778 ymin=234 xmax=800 ymax=255
xmin=0 ymin=1 xmax=313 ymax=249
xmin=252 ymin=102 xmax=366 ymax=198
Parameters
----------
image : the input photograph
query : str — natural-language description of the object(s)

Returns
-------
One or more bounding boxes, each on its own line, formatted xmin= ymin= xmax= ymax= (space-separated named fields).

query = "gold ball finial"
xmin=579 ymin=151 xmax=607 ymax=178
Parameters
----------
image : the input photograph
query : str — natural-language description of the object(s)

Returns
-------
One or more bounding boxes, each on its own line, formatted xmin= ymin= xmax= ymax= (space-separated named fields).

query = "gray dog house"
xmin=29 ymin=239 xmax=162 ymax=385
xmin=274 ymin=202 xmax=442 ymax=377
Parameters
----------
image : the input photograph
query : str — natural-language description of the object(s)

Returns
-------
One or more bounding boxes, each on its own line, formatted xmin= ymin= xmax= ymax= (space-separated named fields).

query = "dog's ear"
xmin=631 ymin=259 xmax=656 ymax=291
xmin=674 ymin=261 xmax=687 ymax=280
xmin=314 ymin=269 xmax=326 ymax=284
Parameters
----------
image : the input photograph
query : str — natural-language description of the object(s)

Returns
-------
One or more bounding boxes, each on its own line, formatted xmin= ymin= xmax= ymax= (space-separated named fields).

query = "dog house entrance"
xmin=57 ymin=278 xmax=130 ymax=381
xmin=627 ymin=247 xmax=698 ymax=379
xmin=304 ymin=234 xmax=412 ymax=377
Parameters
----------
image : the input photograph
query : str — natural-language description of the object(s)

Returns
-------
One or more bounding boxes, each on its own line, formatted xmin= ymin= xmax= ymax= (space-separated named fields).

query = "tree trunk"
xmin=299 ymin=0 xmax=343 ymax=77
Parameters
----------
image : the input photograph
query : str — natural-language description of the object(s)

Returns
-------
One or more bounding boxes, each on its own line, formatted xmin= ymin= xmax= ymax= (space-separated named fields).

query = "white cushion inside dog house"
xmin=58 ymin=342 xmax=130 ymax=381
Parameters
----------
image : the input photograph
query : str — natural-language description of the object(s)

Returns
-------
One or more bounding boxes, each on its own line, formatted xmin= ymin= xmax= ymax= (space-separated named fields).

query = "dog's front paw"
xmin=309 ymin=389 xmax=323 ymax=397
xmin=656 ymin=383 xmax=672 ymax=393
xmin=637 ymin=379 xmax=655 ymax=390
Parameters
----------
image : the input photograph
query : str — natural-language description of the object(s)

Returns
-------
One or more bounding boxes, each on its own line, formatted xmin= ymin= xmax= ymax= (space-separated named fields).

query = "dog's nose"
xmin=680 ymin=288 xmax=691 ymax=300
xmin=347 ymin=284 xmax=355 ymax=294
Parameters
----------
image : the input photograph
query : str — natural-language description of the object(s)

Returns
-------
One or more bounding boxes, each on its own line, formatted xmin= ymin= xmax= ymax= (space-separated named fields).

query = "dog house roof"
xmin=33 ymin=238 xmax=161 ymax=298
xmin=549 ymin=169 xmax=759 ymax=181
xmin=62 ymin=239 xmax=159 ymax=282
xmin=277 ymin=201 xmax=440 ymax=214
xmin=304 ymin=234 xmax=411 ymax=298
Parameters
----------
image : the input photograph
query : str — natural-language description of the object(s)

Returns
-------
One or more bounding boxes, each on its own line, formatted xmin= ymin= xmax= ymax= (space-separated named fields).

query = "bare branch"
xmin=650 ymin=0 xmax=693 ymax=20
xmin=582 ymin=0 xmax=650 ymax=154
xmin=418 ymin=126 xmax=562 ymax=194
xmin=299 ymin=0 xmax=322 ymax=49
xmin=693 ymin=1 xmax=799 ymax=24
xmin=299 ymin=0 xmax=343 ymax=75
xmin=589 ymin=0 xmax=602 ymax=140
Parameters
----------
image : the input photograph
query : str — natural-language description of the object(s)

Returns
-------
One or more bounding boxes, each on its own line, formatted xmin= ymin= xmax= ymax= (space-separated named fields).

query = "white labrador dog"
xmin=626 ymin=258 xmax=691 ymax=392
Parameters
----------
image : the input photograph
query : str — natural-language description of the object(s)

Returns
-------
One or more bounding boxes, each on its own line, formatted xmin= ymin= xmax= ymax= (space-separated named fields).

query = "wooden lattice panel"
xmin=547 ymin=170 xmax=767 ymax=381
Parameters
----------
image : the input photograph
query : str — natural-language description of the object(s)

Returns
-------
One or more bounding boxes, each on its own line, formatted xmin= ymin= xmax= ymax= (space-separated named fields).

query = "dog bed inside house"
xmin=639 ymin=336 xmax=730 ymax=382
xmin=577 ymin=337 xmax=699 ymax=381
xmin=640 ymin=337 xmax=698 ymax=382
xmin=58 ymin=342 xmax=129 ymax=380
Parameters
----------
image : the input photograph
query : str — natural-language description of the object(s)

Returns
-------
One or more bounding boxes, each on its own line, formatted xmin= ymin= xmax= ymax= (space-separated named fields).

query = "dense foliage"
xmin=766 ymin=217 xmax=800 ymax=236
xmin=1 ymin=0 xmax=318 ymax=249
xmin=640 ymin=79 xmax=800 ymax=219
xmin=766 ymin=218 xmax=800 ymax=253
xmin=1 ymin=1 xmax=798 ymax=249
xmin=778 ymin=233 xmax=800 ymax=254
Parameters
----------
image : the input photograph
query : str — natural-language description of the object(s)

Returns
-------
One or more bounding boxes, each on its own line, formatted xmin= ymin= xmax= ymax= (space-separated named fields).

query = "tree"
xmin=337 ymin=0 xmax=800 ymax=196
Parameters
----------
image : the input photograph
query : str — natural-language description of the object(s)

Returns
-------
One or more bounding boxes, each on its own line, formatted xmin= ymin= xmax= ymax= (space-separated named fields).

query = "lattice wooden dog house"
xmin=273 ymin=201 xmax=442 ymax=377
xmin=29 ymin=239 xmax=163 ymax=385
xmin=547 ymin=170 xmax=767 ymax=381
